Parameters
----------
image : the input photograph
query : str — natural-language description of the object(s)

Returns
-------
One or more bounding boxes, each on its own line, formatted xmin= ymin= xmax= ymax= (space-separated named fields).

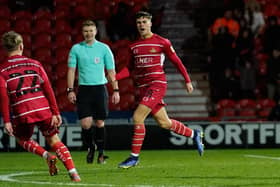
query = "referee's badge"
xmin=94 ymin=57 xmax=100 ymax=64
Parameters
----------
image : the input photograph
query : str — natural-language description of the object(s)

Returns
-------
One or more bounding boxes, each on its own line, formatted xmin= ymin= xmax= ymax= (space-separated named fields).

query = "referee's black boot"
xmin=86 ymin=147 xmax=95 ymax=164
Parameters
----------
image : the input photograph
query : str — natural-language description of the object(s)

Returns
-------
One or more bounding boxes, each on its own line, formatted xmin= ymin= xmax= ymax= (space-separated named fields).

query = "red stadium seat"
xmin=73 ymin=5 xmax=91 ymax=19
xmin=119 ymin=78 xmax=134 ymax=93
xmin=55 ymin=78 xmax=67 ymax=95
xmin=33 ymin=33 xmax=52 ymax=50
xmin=11 ymin=11 xmax=32 ymax=22
xmin=0 ymin=19 xmax=11 ymax=35
xmin=54 ymin=19 xmax=72 ymax=34
xmin=236 ymin=99 xmax=257 ymax=109
xmin=0 ymin=6 xmax=10 ymax=18
xmin=13 ymin=19 xmax=32 ymax=34
xmin=55 ymin=63 xmax=68 ymax=79
xmin=216 ymin=99 xmax=236 ymax=118
xmin=33 ymin=9 xmax=52 ymax=21
xmin=256 ymin=98 xmax=276 ymax=118
xmin=23 ymin=48 xmax=31 ymax=57
xmin=0 ymin=49 xmax=7 ymax=62
xmin=120 ymin=93 xmax=135 ymax=110
xmin=53 ymin=9 xmax=69 ymax=21
xmin=33 ymin=48 xmax=52 ymax=64
xmin=55 ymin=47 xmax=70 ymax=64
xmin=54 ymin=33 xmax=72 ymax=49
xmin=21 ymin=34 xmax=32 ymax=49
xmin=33 ymin=19 xmax=52 ymax=35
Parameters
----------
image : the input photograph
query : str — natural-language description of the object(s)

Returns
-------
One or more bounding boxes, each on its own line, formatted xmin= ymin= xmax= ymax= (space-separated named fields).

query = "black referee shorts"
xmin=76 ymin=85 xmax=109 ymax=120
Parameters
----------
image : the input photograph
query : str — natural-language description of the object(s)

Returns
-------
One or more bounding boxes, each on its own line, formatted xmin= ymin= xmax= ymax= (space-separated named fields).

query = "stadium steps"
xmin=165 ymin=72 xmax=210 ymax=119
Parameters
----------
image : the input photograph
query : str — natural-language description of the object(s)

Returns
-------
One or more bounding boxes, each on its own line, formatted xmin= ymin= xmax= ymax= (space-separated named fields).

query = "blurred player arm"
xmin=0 ymin=75 xmax=14 ymax=136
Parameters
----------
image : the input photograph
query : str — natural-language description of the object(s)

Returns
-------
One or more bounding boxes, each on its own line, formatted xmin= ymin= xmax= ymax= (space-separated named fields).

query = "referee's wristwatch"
xmin=67 ymin=88 xmax=74 ymax=94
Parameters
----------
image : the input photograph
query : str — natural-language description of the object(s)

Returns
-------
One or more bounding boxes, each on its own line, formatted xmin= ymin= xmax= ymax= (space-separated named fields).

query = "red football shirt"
xmin=0 ymin=55 xmax=59 ymax=124
xmin=128 ymin=34 xmax=191 ymax=87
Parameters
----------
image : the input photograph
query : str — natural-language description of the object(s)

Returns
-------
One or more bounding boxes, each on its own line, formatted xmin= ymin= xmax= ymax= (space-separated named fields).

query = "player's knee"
xmin=132 ymin=114 xmax=145 ymax=124
xmin=157 ymin=119 xmax=172 ymax=129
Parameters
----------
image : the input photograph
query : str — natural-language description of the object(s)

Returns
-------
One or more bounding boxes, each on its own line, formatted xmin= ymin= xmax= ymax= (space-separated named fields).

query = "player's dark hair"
xmin=82 ymin=20 xmax=96 ymax=28
xmin=1 ymin=31 xmax=23 ymax=52
xmin=135 ymin=11 xmax=152 ymax=20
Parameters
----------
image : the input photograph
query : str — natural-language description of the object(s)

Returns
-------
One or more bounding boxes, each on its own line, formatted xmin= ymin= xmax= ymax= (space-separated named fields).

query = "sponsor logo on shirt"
xmin=136 ymin=57 xmax=153 ymax=64
xmin=149 ymin=48 xmax=157 ymax=53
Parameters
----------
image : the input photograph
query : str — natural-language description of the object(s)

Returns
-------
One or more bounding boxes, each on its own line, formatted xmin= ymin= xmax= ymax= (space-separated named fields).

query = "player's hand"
xmin=112 ymin=91 xmax=120 ymax=104
xmin=51 ymin=115 xmax=62 ymax=128
xmin=185 ymin=82 xmax=193 ymax=93
xmin=67 ymin=92 xmax=76 ymax=104
xmin=4 ymin=122 xmax=14 ymax=136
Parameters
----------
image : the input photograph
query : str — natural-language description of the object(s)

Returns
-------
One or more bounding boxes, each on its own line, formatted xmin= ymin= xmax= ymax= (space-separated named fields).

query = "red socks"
xmin=52 ymin=141 xmax=75 ymax=171
xmin=131 ymin=124 xmax=146 ymax=155
xmin=170 ymin=119 xmax=193 ymax=137
xmin=18 ymin=139 xmax=46 ymax=157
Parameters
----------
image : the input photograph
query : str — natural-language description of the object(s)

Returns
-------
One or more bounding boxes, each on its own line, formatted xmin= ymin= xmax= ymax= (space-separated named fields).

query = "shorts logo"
xmin=94 ymin=57 xmax=100 ymax=64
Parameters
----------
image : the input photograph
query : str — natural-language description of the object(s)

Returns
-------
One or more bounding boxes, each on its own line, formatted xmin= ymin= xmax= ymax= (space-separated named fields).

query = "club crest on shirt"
xmin=94 ymin=57 xmax=100 ymax=64
xmin=149 ymin=48 xmax=157 ymax=53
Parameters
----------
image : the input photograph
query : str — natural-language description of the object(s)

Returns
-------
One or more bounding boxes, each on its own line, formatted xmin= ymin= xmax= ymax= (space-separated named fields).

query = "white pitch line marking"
xmin=0 ymin=172 xmax=198 ymax=187
xmin=244 ymin=154 xmax=280 ymax=160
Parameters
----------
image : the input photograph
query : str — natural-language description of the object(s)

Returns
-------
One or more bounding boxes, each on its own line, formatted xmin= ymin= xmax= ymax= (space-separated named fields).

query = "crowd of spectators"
xmin=207 ymin=0 xmax=280 ymax=104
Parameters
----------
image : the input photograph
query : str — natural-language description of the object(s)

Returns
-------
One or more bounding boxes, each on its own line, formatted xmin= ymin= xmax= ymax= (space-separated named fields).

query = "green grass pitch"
xmin=0 ymin=149 xmax=280 ymax=187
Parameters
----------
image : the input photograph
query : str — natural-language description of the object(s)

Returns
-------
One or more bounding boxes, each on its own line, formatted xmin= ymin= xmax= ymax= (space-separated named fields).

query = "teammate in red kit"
xmin=118 ymin=11 xmax=204 ymax=168
xmin=0 ymin=31 xmax=81 ymax=182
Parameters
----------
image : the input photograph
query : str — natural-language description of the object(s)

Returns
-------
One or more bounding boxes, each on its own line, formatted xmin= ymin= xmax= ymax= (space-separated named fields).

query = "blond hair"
xmin=1 ymin=31 xmax=23 ymax=52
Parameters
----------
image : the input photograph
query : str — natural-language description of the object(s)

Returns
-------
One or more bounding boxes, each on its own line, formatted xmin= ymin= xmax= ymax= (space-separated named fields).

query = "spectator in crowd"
xmin=219 ymin=68 xmax=240 ymax=100
xmin=268 ymin=99 xmax=280 ymax=121
xmin=263 ymin=16 xmax=280 ymax=53
xmin=266 ymin=47 xmax=280 ymax=100
xmin=235 ymin=27 xmax=254 ymax=60
xmin=107 ymin=2 xmax=135 ymax=41
xmin=209 ymin=26 xmax=236 ymax=101
xmin=244 ymin=3 xmax=265 ymax=37
xmin=238 ymin=58 xmax=257 ymax=99
xmin=211 ymin=9 xmax=240 ymax=38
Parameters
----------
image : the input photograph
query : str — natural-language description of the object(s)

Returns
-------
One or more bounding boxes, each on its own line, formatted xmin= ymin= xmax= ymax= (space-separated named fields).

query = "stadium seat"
xmin=120 ymin=93 xmax=135 ymax=110
xmin=55 ymin=47 xmax=70 ymax=64
xmin=52 ymin=9 xmax=69 ymax=21
xmin=0 ymin=19 xmax=11 ymax=35
xmin=33 ymin=48 xmax=52 ymax=64
xmin=33 ymin=19 xmax=52 ymax=35
xmin=0 ymin=49 xmax=7 ymax=62
xmin=33 ymin=33 xmax=52 ymax=50
xmin=33 ymin=9 xmax=52 ymax=21
xmin=236 ymin=99 xmax=257 ymax=109
xmin=54 ymin=33 xmax=72 ymax=49
xmin=119 ymin=78 xmax=134 ymax=94
xmin=23 ymin=48 xmax=31 ymax=57
xmin=0 ymin=6 xmax=10 ymax=18
xmin=11 ymin=10 xmax=32 ymax=22
xmin=55 ymin=63 xmax=68 ymax=79
xmin=21 ymin=34 xmax=32 ymax=49
xmin=236 ymin=99 xmax=257 ymax=119
xmin=216 ymin=99 xmax=236 ymax=119
xmin=73 ymin=5 xmax=91 ymax=19
xmin=54 ymin=19 xmax=72 ymax=34
xmin=13 ymin=19 xmax=32 ymax=34
xmin=55 ymin=78 xmax=67 ymax=95
xmin=256 ymin=98 xmax=276 ymax=118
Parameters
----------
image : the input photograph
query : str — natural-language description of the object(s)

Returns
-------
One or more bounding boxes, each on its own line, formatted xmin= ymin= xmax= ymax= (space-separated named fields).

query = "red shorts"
xmin=138 ymin=83 xmax=167 ymax=115
xmin=13 ymin=118 xmax=59 ymax=140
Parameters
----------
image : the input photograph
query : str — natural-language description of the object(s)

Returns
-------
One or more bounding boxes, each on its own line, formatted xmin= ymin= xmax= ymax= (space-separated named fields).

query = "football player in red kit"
xmin=0 ymin=31 xmax=81 ymax=182
xmin=117 ymin=11 xmax=204 ymax=168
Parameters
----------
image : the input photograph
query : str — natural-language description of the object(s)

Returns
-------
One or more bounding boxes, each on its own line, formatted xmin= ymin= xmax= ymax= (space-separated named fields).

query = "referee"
xmin=67 ymin=20 xmax=120 ymax=164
